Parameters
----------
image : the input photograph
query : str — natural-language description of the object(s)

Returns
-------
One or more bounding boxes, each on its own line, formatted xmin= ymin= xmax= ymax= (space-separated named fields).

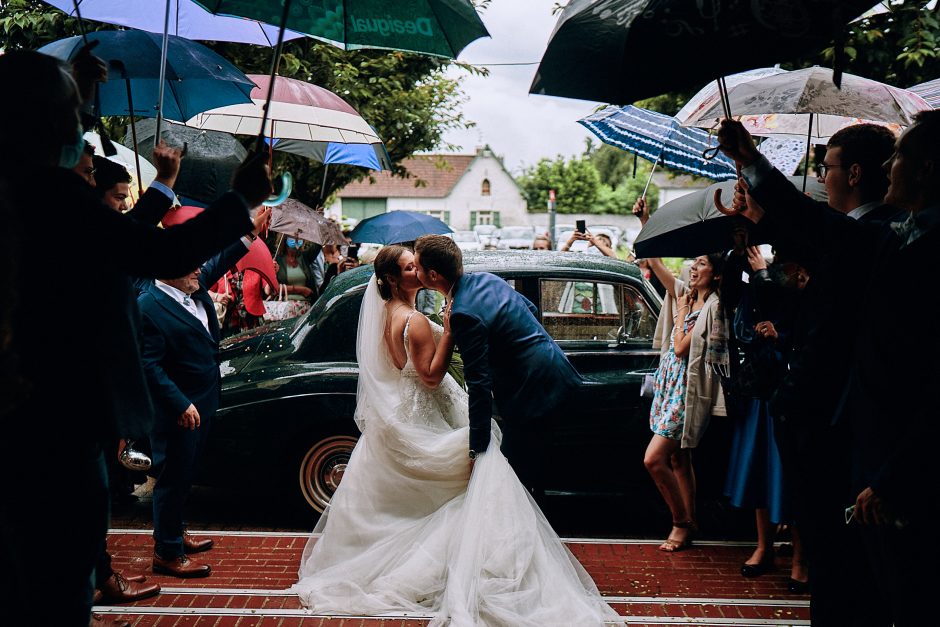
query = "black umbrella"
xmin=126 ymin=118 xmax=247 ymax=204
xmin=529 ymin=0 xmax=878 ymax=105
xmin=633 ymin=176 xmax=827 ymax=258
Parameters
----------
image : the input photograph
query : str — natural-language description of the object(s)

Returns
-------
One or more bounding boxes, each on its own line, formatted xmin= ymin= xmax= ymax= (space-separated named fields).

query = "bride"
xmin=291 ymin=245 xmax=621 ymax=626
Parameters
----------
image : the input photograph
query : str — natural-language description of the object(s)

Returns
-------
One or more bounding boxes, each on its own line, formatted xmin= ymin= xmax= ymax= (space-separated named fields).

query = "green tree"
xmin=0 ymin=0 xmax=480 ymax=208
xmin=517 ymin=154 xmax=600 ymax=214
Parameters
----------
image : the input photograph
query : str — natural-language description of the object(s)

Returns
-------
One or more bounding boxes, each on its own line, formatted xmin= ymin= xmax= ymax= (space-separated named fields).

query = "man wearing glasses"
xmin=814 ymin=124 xmax=905 ymax=224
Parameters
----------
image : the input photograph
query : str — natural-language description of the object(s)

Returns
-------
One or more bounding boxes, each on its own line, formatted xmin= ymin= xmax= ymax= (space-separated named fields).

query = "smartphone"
xmin=576 ymin=220 xmax=586 ymax=234
xmin=347 ymin=244 xmax=360 ymax=259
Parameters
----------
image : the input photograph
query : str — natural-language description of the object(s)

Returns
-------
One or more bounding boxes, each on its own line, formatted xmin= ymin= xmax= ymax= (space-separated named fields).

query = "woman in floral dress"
xmin=634 ymin=197 xmax=728 ymax=553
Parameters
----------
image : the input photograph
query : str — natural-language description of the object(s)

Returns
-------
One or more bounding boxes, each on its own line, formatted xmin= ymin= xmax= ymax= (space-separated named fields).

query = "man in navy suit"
xmin=413 ymin=235 xmax=583 ymax=491
xmin=138 ymin=235 xmax=259 ymax=578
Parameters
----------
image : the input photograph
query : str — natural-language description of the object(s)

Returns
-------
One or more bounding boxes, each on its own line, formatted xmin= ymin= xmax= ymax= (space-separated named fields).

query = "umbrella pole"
xmin=125 ymin=74 xmax=144 ymax=196
xmin=641 ymin=157 xmax=659 ymax=199
xmin=802 ymin=113 xmax=814 ymax=193
xmin=318 ymin=164 xmax=329 ymax=207
xmin=154 ymin=0 xmax=172 ymax=149
xmin=255 ymin=0 xmax=293 ymax=154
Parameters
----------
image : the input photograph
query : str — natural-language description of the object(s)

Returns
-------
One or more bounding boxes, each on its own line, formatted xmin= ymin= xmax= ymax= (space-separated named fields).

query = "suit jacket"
xmin=768 ymin=196 xmax=905 ymax=425
xmin=449 ymin=272 xmax=583 ymax=453
xmin=748 ymin=166 xmax=938 ymax=518
xmin=137 ymin=240 xmax=248 ymax=430
xmin=3 ymin=167 xmax=253 ymax=448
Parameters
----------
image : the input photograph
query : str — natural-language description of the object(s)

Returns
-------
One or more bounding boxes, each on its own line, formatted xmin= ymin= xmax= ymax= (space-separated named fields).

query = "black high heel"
xmin=741 ymin=551 xmax=775 ymax=578
xmin=787 ymin=578 xmax=810 ymax=594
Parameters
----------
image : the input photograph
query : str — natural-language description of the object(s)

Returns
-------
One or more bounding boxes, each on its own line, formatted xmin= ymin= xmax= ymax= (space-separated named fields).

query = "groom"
xmin=414 ymin=235 xmax=583 ymax=491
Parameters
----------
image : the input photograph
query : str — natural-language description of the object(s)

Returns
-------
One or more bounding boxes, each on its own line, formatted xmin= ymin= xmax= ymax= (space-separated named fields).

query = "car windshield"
xmin=501 ymin=227 xmax=534 ymax=239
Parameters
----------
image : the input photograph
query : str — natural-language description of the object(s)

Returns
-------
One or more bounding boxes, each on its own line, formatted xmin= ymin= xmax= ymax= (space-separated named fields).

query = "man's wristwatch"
xmin=468 ymin=449 xmax=477 ymax=460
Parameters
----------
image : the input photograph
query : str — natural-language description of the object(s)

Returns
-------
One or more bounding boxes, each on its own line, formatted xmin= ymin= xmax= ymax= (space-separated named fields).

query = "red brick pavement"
xmin=98 ymin=531 xmax=810 ymax=626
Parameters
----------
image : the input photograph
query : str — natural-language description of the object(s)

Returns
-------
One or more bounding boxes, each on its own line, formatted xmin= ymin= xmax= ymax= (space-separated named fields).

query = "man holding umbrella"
xmin=0 ymin=47 xmax=273 ymax=625
xmin=717 ymin=114 xmax=940 ymax=627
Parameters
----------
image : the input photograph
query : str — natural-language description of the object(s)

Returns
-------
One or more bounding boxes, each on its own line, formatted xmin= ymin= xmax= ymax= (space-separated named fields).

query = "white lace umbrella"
xmin=681 ymin=66 xmax=928 ymax=139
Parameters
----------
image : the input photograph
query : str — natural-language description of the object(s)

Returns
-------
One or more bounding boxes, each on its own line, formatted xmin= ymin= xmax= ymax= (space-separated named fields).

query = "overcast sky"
xmin=439 ymin=0 xmax=604 ymax=174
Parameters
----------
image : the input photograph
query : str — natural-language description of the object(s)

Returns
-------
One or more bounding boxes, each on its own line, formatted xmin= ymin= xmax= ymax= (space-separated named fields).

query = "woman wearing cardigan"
xmin=634 ymin=198 xmax=728 ymax=552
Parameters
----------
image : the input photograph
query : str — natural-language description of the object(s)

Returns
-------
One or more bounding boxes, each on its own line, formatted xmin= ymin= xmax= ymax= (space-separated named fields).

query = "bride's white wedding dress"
xmin=291 ymin=277 xmax=621 ymax=626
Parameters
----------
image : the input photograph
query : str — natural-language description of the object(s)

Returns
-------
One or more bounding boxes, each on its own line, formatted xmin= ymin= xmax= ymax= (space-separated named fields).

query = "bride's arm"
xmin=407 ymin=313 xmax=456 ymax=389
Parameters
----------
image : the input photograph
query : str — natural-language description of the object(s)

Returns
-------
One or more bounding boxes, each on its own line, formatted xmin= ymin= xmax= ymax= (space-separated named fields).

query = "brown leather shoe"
xmin=98 ymin=571 xmax=161 ymax=603
xmin=182 ymin=530 xmax=214 ymax=554
xmin=123 ymin=573 xmax=147 ymax=583
xmin=152 ymin=552 xmax=211 ymax=578
xmin=89 ymin=614 xmax=131 ymax=627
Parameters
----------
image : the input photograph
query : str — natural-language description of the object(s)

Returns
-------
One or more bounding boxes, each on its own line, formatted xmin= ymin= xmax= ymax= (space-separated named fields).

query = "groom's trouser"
xmin=500 ymin=414 xmax=551 ymax=497
xmin=151 ymin=414 xmax=211 ymax=559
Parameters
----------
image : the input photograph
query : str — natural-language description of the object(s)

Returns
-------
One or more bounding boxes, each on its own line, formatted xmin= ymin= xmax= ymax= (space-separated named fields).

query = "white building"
xmin=328 ymin=146 xmax=528 ymax=230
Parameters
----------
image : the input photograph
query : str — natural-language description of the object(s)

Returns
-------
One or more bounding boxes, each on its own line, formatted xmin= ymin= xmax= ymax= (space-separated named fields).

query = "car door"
xmin=532 ymin=275 xmax=661 ymax=497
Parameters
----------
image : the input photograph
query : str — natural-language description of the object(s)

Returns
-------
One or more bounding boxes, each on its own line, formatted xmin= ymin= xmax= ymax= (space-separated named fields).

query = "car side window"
xmin=540 ymin=280 xmax=655 ymax=345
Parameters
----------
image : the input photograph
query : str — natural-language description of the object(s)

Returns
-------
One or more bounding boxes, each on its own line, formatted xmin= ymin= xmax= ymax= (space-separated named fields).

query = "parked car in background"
xmin=472 ymin=223 xmax=500 ymax=249
xmin=553 ymin=224 xmax=575 ymax=249
xmin=452 ymin=230 xmax=483 ymax=252
xmin=496 ymin=225 xmax=537 ymax=250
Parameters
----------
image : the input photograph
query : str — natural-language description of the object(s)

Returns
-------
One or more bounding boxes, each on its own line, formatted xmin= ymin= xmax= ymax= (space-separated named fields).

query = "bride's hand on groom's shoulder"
xmin=442 ymin=300 xmax=453 ymax=335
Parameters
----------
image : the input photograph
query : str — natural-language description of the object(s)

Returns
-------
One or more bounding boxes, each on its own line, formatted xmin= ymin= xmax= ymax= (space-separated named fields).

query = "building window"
xmin=481 ymin=178 xmax=491 ymax=196
xmin=470 ymin=210 xmax=501 ymax=228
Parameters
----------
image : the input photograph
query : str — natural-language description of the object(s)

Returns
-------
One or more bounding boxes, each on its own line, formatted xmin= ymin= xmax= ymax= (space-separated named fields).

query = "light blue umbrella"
xmin=39 ymin=31 xmax=255 ymax=122
xmin=42 ymin=0 xmax=306 ymax=46
xmin=579 ymin=105 xmax=738 ymax=183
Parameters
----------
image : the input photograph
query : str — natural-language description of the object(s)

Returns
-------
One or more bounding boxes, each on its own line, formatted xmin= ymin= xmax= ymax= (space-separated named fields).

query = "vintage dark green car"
xmin=206 ymin=251 xmax=676 ymax=517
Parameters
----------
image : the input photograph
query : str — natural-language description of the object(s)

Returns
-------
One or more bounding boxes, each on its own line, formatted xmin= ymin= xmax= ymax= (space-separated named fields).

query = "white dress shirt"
xmin=155 ymin=281 xmax=211 ymax=335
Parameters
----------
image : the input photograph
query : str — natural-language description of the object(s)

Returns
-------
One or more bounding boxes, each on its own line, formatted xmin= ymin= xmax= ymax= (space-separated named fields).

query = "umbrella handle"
xmin=702 ymin=145 xmax=721 ymax=161
xmin=262 ymin=171 xmax=293 ymax=207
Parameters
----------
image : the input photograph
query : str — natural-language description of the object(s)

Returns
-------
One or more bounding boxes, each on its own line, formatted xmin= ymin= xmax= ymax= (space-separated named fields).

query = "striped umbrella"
xmin=910 ymin=78 xmax=940 ymax=109
xmin=186 ymin=74 xmax=391 ymax=171
xmin=579 ymin=105 xmax=738 ymax=182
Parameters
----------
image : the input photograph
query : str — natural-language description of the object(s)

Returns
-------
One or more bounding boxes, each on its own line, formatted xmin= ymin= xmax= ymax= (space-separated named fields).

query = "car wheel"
xmin=298 ymin=435 xmax=358 ymax=513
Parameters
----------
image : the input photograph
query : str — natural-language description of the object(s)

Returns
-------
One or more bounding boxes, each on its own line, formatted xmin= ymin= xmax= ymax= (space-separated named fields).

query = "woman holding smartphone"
xmin=633 ymin=197 xmax=728 ymax=552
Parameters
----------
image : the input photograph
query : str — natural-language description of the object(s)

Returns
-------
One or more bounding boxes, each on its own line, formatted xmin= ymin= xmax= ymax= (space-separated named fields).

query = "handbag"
xmin=640 ymin=372 xmax=656 ymax=399
xmin=213 ymin=277 xmax=230 ymax=327
xmin=264 ymin=284 xmax=311 ymax=322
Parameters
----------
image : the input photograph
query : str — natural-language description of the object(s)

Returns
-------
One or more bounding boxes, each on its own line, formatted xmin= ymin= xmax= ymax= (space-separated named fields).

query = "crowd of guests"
xmin=631 ymin=116 xmax=938 ymax=627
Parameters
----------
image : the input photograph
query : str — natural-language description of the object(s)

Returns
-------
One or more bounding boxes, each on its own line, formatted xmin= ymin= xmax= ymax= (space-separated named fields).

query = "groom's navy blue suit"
xmin=449 ymin=272 xmax=582 ymax=486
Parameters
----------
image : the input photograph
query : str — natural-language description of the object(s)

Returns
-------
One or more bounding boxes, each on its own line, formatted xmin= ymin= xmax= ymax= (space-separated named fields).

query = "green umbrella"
xmin=193 ymin=0 xmax=489 ymax=58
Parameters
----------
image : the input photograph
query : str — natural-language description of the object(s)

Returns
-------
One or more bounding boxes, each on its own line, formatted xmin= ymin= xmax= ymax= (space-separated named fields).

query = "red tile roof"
xmin=337 ymin=154 xmax=476 ymax=198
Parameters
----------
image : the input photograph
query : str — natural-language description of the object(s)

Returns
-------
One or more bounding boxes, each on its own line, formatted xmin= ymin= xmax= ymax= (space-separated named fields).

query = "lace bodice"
xmin=396 ymin=311 xmax=466 ymax=431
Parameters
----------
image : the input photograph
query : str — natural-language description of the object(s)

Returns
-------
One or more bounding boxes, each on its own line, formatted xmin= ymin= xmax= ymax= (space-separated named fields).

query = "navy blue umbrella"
xmin=579 ymin=105 xmax=737 ymax=182
xmin=39 ymin=30 xmax=255 ymax=122
xmin=349 ymin=211 xmax=452 ymax=245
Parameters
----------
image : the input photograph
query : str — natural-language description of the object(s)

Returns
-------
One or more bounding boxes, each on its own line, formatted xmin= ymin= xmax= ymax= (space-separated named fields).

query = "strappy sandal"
xmin=659 ymin=520 xmax=697 ymax=553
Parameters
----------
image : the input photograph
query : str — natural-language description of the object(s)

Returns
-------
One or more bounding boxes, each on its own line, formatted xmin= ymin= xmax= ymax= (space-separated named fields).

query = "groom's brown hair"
xmin=414 ymin=235 xmax=463 ymax=283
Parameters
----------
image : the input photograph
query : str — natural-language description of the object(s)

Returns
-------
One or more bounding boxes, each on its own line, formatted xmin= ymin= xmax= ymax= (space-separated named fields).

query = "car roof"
xmin=319 ymin=250 xmax=643 ymax=302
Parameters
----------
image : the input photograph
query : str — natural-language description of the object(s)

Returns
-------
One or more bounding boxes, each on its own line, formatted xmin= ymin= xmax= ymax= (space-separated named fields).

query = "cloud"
xmin=440 ymin=0 xmax=604 ymax=172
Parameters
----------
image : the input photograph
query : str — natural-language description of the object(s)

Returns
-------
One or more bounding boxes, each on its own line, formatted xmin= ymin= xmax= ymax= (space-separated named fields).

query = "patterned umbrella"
xmin=909 ymin=78 xmax=940 ymax=109
xmin=270 ymin=199 xmax=347 ymax=245
xmin=579 ymin=105 xmax=737 ymax=181
xmin=186 ymin=74 xmax=391 ymax=170
xmin=681 ymin=67 xmax=929 ymax=137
